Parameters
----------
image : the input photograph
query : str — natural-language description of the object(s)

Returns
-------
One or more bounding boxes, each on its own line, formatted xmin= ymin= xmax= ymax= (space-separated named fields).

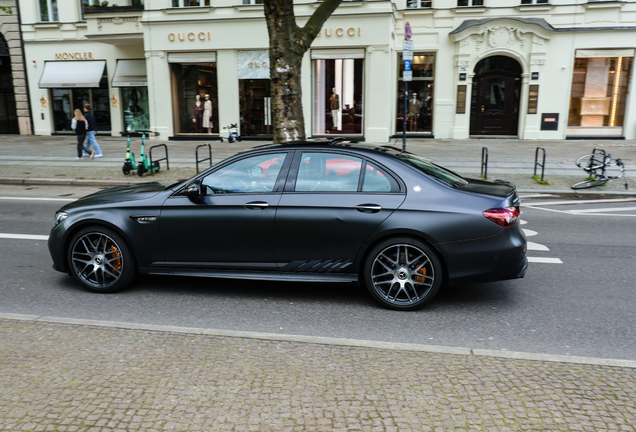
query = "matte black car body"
xmin=49 ymin=142 xmax=527 ymax=310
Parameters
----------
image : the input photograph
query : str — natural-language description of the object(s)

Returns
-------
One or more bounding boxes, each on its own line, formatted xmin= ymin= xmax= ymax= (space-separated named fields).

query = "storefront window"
xmin=568 ymin=55 xmax=632 ymax=132
xmin=240 ymin=80 xmax=271 ymax=137
xmin=396 ymin=53 xmax=434 ymax=134
xmin=51 ymin=82 xmax=110 ymax=132
xmin=313 ymin=57 xmax=364 ymax=135
xmin=170 ymin=62 xmax=218 ymax=134
xmin=122 ymin=87 xmax=149 ymax=131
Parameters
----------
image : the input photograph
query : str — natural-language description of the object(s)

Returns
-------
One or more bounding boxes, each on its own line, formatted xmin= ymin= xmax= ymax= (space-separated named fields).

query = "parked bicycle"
xmin=572 ymin=147 xmax=628 ymax=190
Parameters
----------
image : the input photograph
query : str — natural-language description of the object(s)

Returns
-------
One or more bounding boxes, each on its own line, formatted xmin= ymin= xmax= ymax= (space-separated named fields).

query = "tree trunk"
xmin=264 ymin=0 xmax=343 ymax=143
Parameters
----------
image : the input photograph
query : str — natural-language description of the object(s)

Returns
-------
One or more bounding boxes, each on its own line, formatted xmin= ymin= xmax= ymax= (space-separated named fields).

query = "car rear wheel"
xmin=67 ymin=226 xmax=136 ymax=293
xmin=364 ymin=238 xmax=442 ymax=311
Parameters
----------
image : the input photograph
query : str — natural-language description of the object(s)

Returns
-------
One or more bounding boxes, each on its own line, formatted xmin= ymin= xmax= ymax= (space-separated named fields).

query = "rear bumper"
xmin=440 ymin=225 xmax=528 ymax=286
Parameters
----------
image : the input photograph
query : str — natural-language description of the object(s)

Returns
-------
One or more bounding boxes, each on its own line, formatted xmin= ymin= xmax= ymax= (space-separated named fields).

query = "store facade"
xmin=18 ymin=0 xmax=636 ymax=142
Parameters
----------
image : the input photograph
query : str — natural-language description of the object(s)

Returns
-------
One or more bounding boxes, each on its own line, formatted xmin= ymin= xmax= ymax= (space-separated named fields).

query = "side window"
xmin=362 ymin=162 xmax=393 ymax=192
xmin=201 ymin=153 xmax=286 ymax=194
xmin=295 ymin=152 xmax=362 ymax=192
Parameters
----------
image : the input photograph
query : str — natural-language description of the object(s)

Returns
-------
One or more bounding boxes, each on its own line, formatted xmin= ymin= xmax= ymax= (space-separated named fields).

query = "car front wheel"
xmin=67 ymin=226 xmax=136 ymax=293
xmin=364 ymin=238 xmax=442 ymax=311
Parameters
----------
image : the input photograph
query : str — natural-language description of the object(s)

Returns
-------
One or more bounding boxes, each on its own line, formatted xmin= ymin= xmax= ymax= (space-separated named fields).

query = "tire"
xmin=229 ymin=137 xmax=234 ymax=143
xmin=152 ymin=161 xmax=160 ymax=173
xmin=67 ymin=226 xmax=137 ymax=293
xmin=571 ymin=178 xmax=607 ymax=190
xmin=122 ymin=165 xmax=131 ymax=175
xmin=137 ymin=164 xmax=146 ymax=177
xmin=363 ymin=237 xmax=442 ymax=311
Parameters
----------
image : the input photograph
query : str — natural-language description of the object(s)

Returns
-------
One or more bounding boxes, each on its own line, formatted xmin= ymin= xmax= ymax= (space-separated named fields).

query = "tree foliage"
xmin=263 ymin=0 xmax=343 ymax=143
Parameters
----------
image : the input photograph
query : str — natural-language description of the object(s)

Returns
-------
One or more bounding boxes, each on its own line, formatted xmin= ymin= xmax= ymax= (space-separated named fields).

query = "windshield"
xmin=396 ymin=152 xmax=468 ymax=188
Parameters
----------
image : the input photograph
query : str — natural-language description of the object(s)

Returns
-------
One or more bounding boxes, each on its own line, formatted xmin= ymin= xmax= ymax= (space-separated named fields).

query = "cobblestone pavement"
xmin=1 ymin=318 xmax=636 ymax=432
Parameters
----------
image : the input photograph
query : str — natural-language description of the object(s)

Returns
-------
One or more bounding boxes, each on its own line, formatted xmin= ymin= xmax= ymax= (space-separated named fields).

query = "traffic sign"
xmin=403 ymin=40 xmax=413 ymax=51
xmin=403 ymin=51 xmax=413 ymax=61
xmin=405 ymin=22 xmax=412 ymax=41
xmin=403 ymin=71 xmax=412 ymax=82
xmin=404 ymin=60 xmax=412 ymax=72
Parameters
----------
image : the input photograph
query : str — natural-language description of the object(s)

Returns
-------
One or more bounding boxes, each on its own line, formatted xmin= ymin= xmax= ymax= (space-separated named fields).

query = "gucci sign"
xmin=317 ymin=28 xmax=362 ymax=38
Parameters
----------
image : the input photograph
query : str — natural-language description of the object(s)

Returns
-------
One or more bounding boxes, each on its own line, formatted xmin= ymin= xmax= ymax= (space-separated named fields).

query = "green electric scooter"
xmin=122 ymin=132 xmax=138 ymax=175
xmin=122 ymin=130 xmax=160 ymax=176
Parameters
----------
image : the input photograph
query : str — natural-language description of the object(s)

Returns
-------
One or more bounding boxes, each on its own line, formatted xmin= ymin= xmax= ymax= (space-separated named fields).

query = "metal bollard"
xmin=481 ymin=147 xmax=488 ymax=179
xmin=196 ymin=143 xmax=212 ymax=173
xmin=534 ymin=147 xmax=546 ymax=182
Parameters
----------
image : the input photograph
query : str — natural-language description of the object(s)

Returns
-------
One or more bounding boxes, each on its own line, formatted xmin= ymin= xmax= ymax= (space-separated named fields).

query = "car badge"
xmin=413 ymin=185 xmax=421 ymax=193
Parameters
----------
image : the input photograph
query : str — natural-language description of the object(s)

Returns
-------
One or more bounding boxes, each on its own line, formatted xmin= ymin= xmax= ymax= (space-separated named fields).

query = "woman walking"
xmin=71 ymin=109 xmax=95 ymax=159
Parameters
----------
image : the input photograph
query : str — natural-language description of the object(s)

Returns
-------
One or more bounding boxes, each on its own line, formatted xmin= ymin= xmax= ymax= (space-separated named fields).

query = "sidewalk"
xmin=1 ymin=134 xmax=635 ymax=192
xmin=1 ymin=315 xmax=635 ymax=432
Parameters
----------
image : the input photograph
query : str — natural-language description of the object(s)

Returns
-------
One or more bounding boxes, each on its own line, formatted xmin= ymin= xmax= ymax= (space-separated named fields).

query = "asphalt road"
xmin=1 ymin=185 xmax=635 ymax=361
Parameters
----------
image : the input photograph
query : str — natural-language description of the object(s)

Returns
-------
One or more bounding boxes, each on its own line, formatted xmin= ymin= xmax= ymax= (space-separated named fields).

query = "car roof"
xmin=239 ymin=139 xmax=403 ymax=157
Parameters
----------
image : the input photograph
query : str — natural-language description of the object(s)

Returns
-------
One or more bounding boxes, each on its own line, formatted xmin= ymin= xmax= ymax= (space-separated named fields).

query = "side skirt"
xmin=143 ymin=268 xmax=359 ymax=283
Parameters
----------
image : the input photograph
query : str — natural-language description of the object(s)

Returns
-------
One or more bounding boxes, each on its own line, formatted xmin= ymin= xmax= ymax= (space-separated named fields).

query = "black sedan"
xmin=49 ymin=141 xmax=527 ymax=310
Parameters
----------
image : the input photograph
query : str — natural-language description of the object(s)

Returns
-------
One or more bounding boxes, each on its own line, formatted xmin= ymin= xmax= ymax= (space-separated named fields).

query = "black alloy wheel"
xmin=67 ymin=226 xmax=136 ymax=293
xmin=364 ymin=238 xmax=442 ymax=311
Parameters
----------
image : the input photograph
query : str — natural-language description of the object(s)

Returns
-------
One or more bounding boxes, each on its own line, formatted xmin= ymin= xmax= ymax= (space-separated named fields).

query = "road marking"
xmin=522 ymin=229 xmax=537 ymax=237
xmin=528 ymin=257 xmax=563 ymax=264
xmin=0 ymin=233 xmax=49 ymax=240
xmin=567 ymin=206 xmax=636 ymax=214
xmin=0 ymin=196 xmax=74 ymax=202
xmin=525 ymin=198 xmax=636 ymax=207
xmin=527 ymin=241 xmax=549 ymax=251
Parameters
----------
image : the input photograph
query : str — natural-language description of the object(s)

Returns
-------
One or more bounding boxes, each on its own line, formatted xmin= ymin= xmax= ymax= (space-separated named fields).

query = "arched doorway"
xmin=470 ymin=56 xmax=522 ymax=136
xmin=0 ymin=33 xmax=18 ymax=134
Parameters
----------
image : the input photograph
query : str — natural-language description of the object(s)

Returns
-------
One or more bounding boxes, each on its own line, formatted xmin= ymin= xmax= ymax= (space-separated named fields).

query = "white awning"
xmin=39 ymin=61 xmax=106 ymax=88
xmin=311 ymin=49 xmax=365 ymax=60
xmin=576 ymin=49 xmax=635 ymax=58
xmin=111 ymin=59 xmax=147 ymax=87
xmin=168 ymin=52 xmax=216 ymax=64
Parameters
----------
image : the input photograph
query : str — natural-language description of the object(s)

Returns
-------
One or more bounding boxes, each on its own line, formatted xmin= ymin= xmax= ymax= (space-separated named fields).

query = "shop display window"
xmin=568 ymin=56 xmax=632 ymax=129
xmin=239 ymin=79 xmax=272 ymax=137
xmin=122 ymin=87 xmax=149 ymax=132
xmin=51 ymin=77 xmax=110 ymax=133
xmin=171 ymin=63 xmax=219 ymax=135
xmin=396 ymin=53 xmax=434 ymax=134
xmin=313 ymin=58 xmax=363 ymax=136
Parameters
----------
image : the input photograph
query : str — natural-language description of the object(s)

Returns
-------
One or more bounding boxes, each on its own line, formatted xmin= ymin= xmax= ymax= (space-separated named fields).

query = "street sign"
xmin=404 ymin=60 xmax=412 ymax=72
xmin=405 ymin=22 xmax=412 ymax=41
xmin=403 ymin=40 xmax=413 ymax=51
xmin=403 ymin=50 xmax=413 ymax=61
xmin=403 ymin=71 xmax=412 ymax=82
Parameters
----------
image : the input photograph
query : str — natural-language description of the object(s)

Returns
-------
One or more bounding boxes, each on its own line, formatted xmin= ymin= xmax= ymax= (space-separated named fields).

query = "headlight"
xmin=54 ymin=211 xmax=68 ymax=226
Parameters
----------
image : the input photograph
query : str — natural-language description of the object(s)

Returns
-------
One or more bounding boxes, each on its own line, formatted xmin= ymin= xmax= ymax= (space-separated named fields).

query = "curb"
xmin=2 ymin=313 xmax=635 ymax=369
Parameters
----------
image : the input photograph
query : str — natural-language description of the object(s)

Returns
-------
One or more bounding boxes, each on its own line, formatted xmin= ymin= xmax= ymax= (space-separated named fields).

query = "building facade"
xmin=1 ymin=0 xmax=31 ymax=134
xmin=18 ymin=0 xmax=636 ymax=142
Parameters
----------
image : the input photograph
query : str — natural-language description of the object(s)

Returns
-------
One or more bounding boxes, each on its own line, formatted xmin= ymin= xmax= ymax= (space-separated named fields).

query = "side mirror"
xmin=185 ymin=179 xmax=202 ymax=197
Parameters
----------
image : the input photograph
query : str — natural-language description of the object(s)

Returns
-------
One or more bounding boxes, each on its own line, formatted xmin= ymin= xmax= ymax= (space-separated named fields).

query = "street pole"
xmin=402 ymin=23 xmax=413 ymax=152
xmin=403 ymin=82 xmax=407 ymax=151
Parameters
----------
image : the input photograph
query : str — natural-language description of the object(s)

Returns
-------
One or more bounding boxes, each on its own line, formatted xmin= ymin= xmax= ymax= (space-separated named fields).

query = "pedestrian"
xmin=71 ymin=109 xmax=95 ymax=160
xmin=83 ymin=104 xmax=103 ymax=158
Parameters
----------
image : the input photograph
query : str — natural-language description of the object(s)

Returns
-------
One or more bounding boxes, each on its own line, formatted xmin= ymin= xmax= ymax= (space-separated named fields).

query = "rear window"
xmin=396 ymin=152 xmax=468 ymax=188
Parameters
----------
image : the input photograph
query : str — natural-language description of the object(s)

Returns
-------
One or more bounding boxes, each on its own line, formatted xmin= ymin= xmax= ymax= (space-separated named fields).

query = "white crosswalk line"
xmin=0 ymin=233 xmax=49 ymax=240
xmin=522 ymin=229 xmax=538 ymax=237
xmin=528 ymin=257 xmax=563 ymax=264
xmin=527 ymin=242 xmax=549 ymax=251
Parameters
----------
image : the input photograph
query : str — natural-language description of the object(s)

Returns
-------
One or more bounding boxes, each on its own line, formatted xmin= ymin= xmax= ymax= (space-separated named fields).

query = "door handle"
xmin=355 ymin=204 xmax=382 ymax=213
xmin=244 ymin=201 xmax=269 ymax=210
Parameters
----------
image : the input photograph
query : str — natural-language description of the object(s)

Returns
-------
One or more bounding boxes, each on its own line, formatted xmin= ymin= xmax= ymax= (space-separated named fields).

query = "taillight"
xmin=483 ymin=206 xmax=520 ymax=227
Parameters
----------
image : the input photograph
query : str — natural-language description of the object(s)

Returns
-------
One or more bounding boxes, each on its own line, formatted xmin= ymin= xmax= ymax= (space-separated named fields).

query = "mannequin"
xmin=408 ymin=92 xmax=419 ymax=132
xmin=329 ymin=88 xmax=340 ymax=130
xmin=193 ymin=95 xmax=204 ymax=133
xmin=203 ymin=94 xmax=212 ymax=133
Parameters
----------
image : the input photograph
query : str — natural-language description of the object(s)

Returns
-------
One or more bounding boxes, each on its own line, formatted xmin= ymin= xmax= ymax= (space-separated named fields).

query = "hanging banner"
xmin=238 ymin=50 xmax=270 ymax=80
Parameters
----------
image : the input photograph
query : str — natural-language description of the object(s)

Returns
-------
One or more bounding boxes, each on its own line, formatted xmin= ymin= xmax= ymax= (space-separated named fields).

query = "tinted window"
xmin=201 ymin=153 xmax=286 ymax=194
xmin=295 ymin=153 xmax=362 ymax=192
xmin=362 ymin=162 xmax=393 ymax=192
xmin=396 ymin=152 xmax=467 ymax=188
